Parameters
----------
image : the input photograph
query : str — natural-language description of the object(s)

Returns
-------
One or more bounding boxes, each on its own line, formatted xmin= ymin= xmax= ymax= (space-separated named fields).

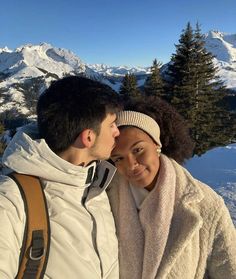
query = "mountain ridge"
xmin=0 ymin=30 xmax=236 ymax=117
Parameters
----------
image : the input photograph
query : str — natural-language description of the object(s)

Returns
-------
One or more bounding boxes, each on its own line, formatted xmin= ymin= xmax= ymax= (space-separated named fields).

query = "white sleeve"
xmin=207 ymin=198 xmax=236 ymax=278
xmin=0 ymin=176 xmax=26 ymax=279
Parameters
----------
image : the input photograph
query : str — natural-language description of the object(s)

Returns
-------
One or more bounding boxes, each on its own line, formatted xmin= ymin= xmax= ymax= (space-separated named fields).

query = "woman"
xmin=107 ymin=97 xmax=236 ymax=279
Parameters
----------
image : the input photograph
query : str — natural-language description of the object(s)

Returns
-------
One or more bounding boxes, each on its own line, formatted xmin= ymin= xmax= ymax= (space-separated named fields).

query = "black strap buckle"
xmin=29 ymin=247 xmax=45 ymax=261
xmin=29 ymin=230 xmax=45 ymax=261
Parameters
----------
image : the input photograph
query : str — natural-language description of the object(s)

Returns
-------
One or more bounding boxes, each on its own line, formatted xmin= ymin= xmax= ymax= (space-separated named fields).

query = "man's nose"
xmin=113 ymin=124 xmax=120 ymax=137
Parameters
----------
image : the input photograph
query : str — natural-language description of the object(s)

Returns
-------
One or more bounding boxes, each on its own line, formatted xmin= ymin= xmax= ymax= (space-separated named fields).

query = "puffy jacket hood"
xmin=2 ymin=123 xmax=106 ymax=187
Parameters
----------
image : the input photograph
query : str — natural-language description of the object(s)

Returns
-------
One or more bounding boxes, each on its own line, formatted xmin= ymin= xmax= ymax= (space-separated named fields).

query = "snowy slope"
xmin=185 ymin=143 xmax=236 ymax=226
xmin=205 ymin=31 xmax=236 ymax=90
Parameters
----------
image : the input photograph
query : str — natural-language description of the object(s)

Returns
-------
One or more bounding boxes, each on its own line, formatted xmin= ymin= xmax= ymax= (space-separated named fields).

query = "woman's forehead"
xmin=112 ymin=127 xmax=153 ymax=153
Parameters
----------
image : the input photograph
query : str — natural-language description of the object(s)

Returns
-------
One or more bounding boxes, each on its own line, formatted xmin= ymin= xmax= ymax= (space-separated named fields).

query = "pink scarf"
xmin=110 ymin=155 xmax=176 ymax=279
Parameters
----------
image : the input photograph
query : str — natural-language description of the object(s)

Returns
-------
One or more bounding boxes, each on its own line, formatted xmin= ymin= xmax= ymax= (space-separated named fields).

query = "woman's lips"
xmin=128 ymin=167 xmax=146 ymax=179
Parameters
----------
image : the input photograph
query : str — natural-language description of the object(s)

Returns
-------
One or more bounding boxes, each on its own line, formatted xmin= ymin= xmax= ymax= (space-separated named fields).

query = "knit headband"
xmin=116 ymin=111 xmax=162 ymax=148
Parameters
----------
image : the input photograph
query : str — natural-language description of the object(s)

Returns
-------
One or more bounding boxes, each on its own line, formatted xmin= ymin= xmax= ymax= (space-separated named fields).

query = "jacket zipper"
xmin=83 ymin=186 xmax=103 ymax=278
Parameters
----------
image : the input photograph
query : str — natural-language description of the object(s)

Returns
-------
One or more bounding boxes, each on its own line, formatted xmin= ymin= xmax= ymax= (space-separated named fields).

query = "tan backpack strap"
xmin=9 ymin=173 xmax=50 ymax=279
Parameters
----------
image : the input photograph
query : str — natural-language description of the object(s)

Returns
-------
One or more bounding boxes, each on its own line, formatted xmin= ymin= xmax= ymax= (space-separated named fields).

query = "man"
xmin=0 ymin=76 xmax=122 ymax=278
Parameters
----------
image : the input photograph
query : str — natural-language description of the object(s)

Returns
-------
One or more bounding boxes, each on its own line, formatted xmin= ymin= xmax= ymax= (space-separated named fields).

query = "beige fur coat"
xmin=107 ymin=155 xmax=236 ymax=279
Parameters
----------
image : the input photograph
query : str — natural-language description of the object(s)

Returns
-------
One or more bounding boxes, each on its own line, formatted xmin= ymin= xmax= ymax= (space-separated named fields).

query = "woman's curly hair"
xmin=123 ymin=96 xmax=195 ymax=164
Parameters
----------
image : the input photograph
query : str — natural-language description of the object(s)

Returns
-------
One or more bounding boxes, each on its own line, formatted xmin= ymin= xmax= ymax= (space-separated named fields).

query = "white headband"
xmin=116 ymin=111 xmax=162 ymax=148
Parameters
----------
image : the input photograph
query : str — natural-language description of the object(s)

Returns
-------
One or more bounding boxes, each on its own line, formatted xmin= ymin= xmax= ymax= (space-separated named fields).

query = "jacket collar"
xmin=86 ymin=160 xmax=117 ymax=201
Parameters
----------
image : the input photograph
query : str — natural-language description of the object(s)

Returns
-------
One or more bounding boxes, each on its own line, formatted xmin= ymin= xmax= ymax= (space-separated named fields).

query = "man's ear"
xmin=79 ymin=129 xmax=96 ymax=148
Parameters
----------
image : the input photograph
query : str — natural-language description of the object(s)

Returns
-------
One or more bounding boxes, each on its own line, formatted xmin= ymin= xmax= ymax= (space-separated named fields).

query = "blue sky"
xmin=1 ymin=0 xmax=235 ymax=66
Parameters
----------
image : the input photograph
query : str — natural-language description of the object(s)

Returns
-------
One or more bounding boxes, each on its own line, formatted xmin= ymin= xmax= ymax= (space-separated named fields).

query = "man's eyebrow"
xmin=110 ymin=115 xmax=117 ymax=124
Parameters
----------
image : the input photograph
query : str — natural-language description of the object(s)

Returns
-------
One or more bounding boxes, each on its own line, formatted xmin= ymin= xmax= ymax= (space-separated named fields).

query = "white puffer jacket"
xmin=0 ymin=124 xmax=119 ymax=279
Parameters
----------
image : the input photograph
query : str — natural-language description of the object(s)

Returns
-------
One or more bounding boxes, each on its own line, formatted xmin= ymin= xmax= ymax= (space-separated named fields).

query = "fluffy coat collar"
xmin=107 ymin=154 xmax=205 ymax=279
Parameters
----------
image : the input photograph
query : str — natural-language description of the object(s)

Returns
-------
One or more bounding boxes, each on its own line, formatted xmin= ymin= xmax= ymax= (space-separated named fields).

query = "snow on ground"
xmin=185 ymin=143 xmax=236 ymax=226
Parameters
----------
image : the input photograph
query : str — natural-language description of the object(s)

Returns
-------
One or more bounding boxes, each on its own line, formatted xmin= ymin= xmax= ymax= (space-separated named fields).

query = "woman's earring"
xmin=156 ymin=147 xmax=161 ymax=156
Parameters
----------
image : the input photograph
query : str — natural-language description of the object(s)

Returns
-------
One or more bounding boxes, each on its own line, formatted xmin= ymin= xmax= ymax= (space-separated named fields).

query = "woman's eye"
xmin=133 ymin=147 xmax=143 ymax=154
xmin=112 ymin=157 xmax=122 ymax=163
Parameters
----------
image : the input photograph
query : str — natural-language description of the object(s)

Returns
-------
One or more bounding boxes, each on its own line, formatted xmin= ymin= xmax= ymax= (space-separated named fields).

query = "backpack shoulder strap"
xmin=9 ymin=173 xmax=50 ymax=279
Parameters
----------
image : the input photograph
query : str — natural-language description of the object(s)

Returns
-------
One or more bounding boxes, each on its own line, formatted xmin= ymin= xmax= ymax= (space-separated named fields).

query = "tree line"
xmin=119 ymin=22 xmax=236 ymax=156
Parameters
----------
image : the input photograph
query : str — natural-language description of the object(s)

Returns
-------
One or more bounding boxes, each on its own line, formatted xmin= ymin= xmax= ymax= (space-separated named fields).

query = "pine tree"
xmin=167 ymin=22 xmax=197 ymax=117
xmin=144 ymin=59 xmax=165 ymax=98
xmin=167 ymin=22 xmax=231 ymax=155
xmin=119 ymin=73 xmax=141 ymax=101
xmin=191 ymin=23 xmax=231 ymax=154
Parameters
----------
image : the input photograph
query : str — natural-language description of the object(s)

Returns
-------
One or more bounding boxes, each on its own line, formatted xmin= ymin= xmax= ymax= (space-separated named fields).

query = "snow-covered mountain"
xmin=88 ymin=63 xmax=150 ymax=77
xmin=88 ymin=64 xmax=150 ymax=92
xmin=0 ymin=30 xmax=236 ymax=117
xmin=0 ymin=43 xmax=102 ymax=116
xmin=0 ymin=43 xmax=99 ymax=79
xmin=205 ymin=31 xmax=236 ymax=90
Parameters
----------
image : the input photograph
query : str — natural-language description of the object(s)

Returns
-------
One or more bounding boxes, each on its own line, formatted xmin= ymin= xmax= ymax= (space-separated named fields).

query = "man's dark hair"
xmin=37 ymin=76 xmax=122 ymax=153
xmin=123 ymin=96 xmax=195 ymax=164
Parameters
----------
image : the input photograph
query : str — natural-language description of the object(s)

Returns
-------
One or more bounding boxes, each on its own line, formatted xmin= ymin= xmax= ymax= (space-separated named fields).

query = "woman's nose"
xmin=126 ymin=155 xmax=139 ymax=170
